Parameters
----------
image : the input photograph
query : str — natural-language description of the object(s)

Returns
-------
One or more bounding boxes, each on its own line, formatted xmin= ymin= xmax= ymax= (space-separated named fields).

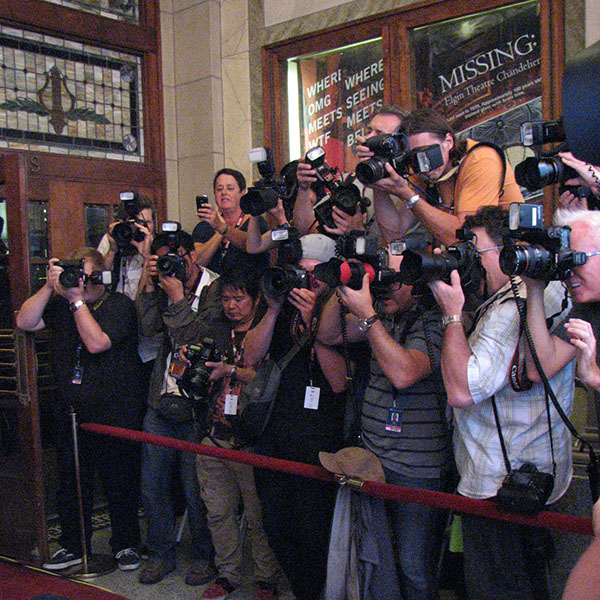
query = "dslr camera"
xmin=399 ymin=229 xmax=484 ymax=297
xmin=271 ymin=225 xmax=303 ymax=266
xmin=355 ymin=132 xmax=444 ymax=185
xmin=260 ymin=264 xmax=311 ymax=299
xmin=312 ymin=231 xmax=401 ymax=294
xmin=305 ymin=146 xmax=370 ymax=231
xmin=111 ymin=191 xmax=148 ymax=252
xmin=175 ymin=338 xmax=223 ymax=399
xmin=499 ymin=203 xmax=587 ymax=281
xmin=495 ymin=462 xmax=554 ymax=515
xmin=155 ymin=221 xmax=187 ymax=281
xmin=240 ymin=147 xmax=298 ymax=217
xmin=56 ymin=259 xmax=112 ymax=288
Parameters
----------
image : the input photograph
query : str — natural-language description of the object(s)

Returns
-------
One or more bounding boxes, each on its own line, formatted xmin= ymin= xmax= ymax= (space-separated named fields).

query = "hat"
xmin=300 ymin=234 xmax=336 ymax=263
xmin=319 ymin=447 xmax=386 ymax=483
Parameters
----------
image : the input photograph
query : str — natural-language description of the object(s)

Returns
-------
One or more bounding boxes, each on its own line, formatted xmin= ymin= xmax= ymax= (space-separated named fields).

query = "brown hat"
xmin=319 ymin=447 xmax=386 ymax=483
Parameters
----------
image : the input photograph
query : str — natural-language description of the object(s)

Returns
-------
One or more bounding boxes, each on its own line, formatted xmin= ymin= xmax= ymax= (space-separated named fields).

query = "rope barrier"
xmin=80 ymin=422 xmax=593 ymax=537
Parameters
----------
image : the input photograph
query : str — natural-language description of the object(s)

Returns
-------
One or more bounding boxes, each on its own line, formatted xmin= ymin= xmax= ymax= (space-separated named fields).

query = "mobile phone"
xmin=196 ymin=195 xmax=209 ymax=211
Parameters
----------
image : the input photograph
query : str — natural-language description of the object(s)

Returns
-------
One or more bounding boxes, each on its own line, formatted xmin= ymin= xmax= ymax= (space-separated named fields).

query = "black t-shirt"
xmin=262 ymin=302 xmax=345 ymax=463
xmin=43 ymin=292 xmax=144 ymax=428
xmin=192 ymin=217 xmax=269 ymax=274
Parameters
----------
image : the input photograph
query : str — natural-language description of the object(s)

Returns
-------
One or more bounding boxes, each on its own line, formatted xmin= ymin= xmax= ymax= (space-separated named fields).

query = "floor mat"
xmin=0 ymin=559 xmax=129 ymax=600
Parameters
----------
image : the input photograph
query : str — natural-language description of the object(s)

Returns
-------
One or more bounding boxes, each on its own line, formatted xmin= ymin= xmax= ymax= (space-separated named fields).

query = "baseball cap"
xmin=300 ymin=234 xmax=336 ymax=263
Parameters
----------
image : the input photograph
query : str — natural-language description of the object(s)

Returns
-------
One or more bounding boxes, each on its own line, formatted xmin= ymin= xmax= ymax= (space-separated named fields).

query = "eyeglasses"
xmin=476 ymin=245 xmax=503 ymax=255
xmin=584 ymin=251 xmax=600 ymax=259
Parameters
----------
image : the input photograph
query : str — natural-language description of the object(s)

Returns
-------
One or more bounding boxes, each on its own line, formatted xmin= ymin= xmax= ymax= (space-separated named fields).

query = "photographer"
xmin=318 ymin=249 xmax=453 ymax=600
xmin=557 ymin=152 xmax=600 ymax=210
xmin=294 ymin=105 xmax=406 ymax=238
xmin=243 ymin=234 xmax=348 ymax=600
xmin=523 ymin=209 xmax=600 ymax=395
xmin=428 ymin=206 xmax=574 ymax=600
xmin=135 ymin=231 xmax=218 ymax=586
xmin=193 ymin=168 xmax=269 ymax=274
xmin=185 ymin=266 xmax=281 ymax=600
xmin=16 ymin=248 xmax=145 ymax=571
xmin=367 ymin=107 xmax=523 ymax=247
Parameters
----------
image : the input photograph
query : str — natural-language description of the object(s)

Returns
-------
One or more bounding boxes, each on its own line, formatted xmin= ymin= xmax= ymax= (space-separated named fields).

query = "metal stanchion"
xmin=66 ymin=409 xmax=115 ymax=579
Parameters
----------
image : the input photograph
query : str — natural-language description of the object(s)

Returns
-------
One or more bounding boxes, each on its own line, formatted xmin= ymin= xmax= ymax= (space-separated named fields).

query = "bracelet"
xmin=220 ymin=223 xmax=230 ymax=236
xmin=442 ymin=314 xmax=462 ymax=329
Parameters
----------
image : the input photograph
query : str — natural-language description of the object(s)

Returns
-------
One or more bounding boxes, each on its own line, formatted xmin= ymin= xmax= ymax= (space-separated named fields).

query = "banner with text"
xmin=410 ymin=0 xmax=541 ymax=145
xmin=294 ymin=39 xmax=383 ymax=173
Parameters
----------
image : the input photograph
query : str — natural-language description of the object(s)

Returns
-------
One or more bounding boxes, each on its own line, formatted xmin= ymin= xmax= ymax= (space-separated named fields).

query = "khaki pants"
xmin=196 ymin=437 xmax=280 ymax=583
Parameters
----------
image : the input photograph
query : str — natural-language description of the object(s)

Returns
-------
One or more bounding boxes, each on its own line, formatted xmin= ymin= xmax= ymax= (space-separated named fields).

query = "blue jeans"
xmin=384 ymin=468 xmax=449 ymax=600
xmin=140 ymin=407 xmax=213 ymax=565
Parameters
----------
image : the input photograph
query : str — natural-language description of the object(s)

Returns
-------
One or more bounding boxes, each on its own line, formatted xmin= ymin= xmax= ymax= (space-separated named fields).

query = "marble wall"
xmin=160 ymin=0 xmax=589 ymax=232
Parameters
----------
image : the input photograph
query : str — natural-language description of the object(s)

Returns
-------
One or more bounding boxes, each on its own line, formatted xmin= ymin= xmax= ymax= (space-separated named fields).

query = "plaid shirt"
xmin=453 ymin=279 xmax=574 ymax=503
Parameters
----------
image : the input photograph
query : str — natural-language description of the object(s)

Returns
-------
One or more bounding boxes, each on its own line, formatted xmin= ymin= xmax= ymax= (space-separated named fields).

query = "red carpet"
xmin=0 ymin=559 xmax=129 ymax=600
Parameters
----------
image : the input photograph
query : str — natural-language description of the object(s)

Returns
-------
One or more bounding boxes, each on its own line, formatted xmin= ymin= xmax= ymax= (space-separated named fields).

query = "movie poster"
xmin=294 ymin=39 xmax=383 ymax=173
xmin=411 ymin=0 xmax=541 ymax=146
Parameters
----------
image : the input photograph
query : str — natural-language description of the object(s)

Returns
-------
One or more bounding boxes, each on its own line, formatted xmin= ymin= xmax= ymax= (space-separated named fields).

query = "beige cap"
xmin=319 ymin=446 xmax=386 ymax=483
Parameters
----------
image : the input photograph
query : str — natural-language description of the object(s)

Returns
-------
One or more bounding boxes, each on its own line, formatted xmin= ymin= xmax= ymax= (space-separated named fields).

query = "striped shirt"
xmin=455 ymin=279 xmax=574 ymax=503
xmin=361 ymin=307 xmax=453 ymax=479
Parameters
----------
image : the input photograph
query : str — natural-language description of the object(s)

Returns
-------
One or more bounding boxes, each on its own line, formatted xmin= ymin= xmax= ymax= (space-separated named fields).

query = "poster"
xmin=293 ymin=39 xmax=383 ymax=173
xmin=411 ymin=1 xmax=541 ymax=143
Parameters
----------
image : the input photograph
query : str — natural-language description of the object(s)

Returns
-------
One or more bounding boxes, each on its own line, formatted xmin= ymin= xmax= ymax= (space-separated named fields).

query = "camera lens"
xmin=112 ymin=221 xmax=134 ymax=246
xmin=499 ymin=244 xmax=555 ymax=279
xmin=240 ymin=187 xmax=278 ymax=216
xmin=514 ymin=157 xmax=564 ymax=191
xmin=399 ymin=250 xmax=457 ymax=285
xmin=156 ymin=253 xmax=186 ymax=280
xmin=59 ymin=268 xmax=82 ymax=288
xmin=355 ymin=157 xmax=389 ymax=185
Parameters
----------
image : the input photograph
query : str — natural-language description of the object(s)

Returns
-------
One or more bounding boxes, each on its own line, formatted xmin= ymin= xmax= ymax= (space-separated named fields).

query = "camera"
xmin=305 ymin=146 xmax=370 ymax=231
xmin=514 ymin=155 xmax=579 ymax=192
xmin=112 ymin=191 xmax=147 ymax=251
xmin=240 ymin=147 xmax=298 ymax=217
xmin=399 ymin=229 xmax=484 ymax=296
xmin=312 ymin=231 xmax=401 ymax=294
xmin=56 ymin=259 xmax=112 ymax=288
xmin=495 ymin=463 xmax=554 ymax=515
xmin=156 ymin=221 xmax=187 ymax=281
xmin=355 ymin=132 xmax=444 ymax=185
xmin=260 ymin=265 xmax=310 ymax=299
xmin=271 ymin=225 xmax=303 ymax=266
xmin=499 ymin=203 xmax=587 ymax=281
xmin=176 ymin=338 xmax=222 ymax=399
xmin=520 ymin=120 xmax=565 ymax=147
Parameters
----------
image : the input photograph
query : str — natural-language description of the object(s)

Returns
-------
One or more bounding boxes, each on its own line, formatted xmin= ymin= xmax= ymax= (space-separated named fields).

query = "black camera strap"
xmin=509 ymin=276 xmax=600 ymax=503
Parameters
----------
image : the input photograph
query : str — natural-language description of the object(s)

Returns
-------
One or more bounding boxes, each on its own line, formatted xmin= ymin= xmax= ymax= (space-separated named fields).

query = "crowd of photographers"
xmin=15 ymin=102 xmax=600 ymax=600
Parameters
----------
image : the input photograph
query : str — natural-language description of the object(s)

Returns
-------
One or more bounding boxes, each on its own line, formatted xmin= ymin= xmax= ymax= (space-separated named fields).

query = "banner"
xmin=411 ymin=1 xmax=541 ymax=143
xmin=294 ymin=39 xmax=383 ymax=172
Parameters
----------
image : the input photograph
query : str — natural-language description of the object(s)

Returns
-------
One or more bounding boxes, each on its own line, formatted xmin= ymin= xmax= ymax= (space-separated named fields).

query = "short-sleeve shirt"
xmin=43 ymin=292 xmax=145 ymax=428
xmin=192 ymin=217 xmax=269 ymax=274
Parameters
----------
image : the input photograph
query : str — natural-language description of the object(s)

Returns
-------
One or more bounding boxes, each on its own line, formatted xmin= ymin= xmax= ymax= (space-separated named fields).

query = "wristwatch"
xmin=406 ymin=194 xmax=420 ymax=209
xmin=358 ymin=314 xmax=380 ymax=332
xmin=69 ymin=300 xmax=85 ymax=314
xmin=442 ymin=314 xmax=462 ymax=329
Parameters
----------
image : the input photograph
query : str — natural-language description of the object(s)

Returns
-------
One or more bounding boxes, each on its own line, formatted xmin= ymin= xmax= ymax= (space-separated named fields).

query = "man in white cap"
xmin=244 ymin=234 xmax=349 ymax=600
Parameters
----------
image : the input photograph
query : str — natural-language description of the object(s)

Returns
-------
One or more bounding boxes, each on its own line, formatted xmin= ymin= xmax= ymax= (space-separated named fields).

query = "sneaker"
xmin=185 ymin=561 xmax=217 ymax=586
xmin=42 ymin=548 xmax=83 ymax=571
xmin=138 ymin=560 xmax=176 ymax=584
xmin=201 ymin=576 xmax=239 ymax=599
xmin=254 ymin=581 xmax=279 ymax=600
xmin=115 ymin=547 xmax=141 ymax=571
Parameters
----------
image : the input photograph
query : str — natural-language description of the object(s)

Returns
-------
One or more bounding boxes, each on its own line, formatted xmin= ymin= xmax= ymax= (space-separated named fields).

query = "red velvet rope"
xmin=80 ymin=422 xmax=593 ymax=537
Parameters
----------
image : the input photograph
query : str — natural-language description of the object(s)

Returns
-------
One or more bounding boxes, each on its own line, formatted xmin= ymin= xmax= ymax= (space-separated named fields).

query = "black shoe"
xmin=42 ymin=548 xmax=83 ymax=571
xmin=138 ymin=560 xmax=176 ymax=584
xmin=115 ymin=547 xmax=141 ymax=571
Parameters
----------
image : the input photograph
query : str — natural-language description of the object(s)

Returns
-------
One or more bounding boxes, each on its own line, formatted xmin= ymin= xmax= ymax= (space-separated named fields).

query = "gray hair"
xmin=554 ymin=208 xmax=600 ymax=247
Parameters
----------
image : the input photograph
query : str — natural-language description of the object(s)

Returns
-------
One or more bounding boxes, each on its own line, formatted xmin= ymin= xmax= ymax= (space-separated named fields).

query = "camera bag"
xmin=156 ymin=392 xmax=194 ymax=424
xmin=236 ymin=341 xmax=306 ymax=445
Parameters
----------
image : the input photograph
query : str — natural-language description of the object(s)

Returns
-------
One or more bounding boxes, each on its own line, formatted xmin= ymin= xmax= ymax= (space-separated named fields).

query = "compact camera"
xmin=112 ymin=191 xmax=147 ymax=251
xmin=305 ymin=146 xmax=370 ymax=231
xmin=240 ymin=147 xmax=298 ymax=217
xmin=155 ymin=221 xmax=187 ymax=281
xmin=176 ymin=338 xmax=222 ymax=399
xmin=499 ymin=203 xmax=587 ymax=281
xmin=56 ymin=259 xmax=112 ymax=288
xmin=355 ymin=132 xmax=444 ymax=185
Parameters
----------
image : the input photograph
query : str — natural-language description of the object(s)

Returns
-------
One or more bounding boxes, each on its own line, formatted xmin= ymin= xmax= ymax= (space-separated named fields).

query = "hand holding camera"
xmin=197 ymin=202 xmax=226 ymax=233
xmin=428 ymin=270 xmax=465 ymax=318
xmin=565 ymin=318 xmax=600 ymax=391
xmin=287 ymin=287 xmax=317 ymax=328
xmin=336 ymin=273 xmax=376 ymax=321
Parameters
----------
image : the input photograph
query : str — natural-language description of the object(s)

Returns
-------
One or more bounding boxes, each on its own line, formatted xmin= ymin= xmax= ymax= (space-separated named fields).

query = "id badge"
xmin=72 ymin=364 xmax=84 ymax=385
xmin=385 ymin=406 xmax=403 ymax=432
xmin=224 ymin=394 xmax=238 ymax=415
xmin=304 ymin=386 xmax=320 ymax=410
